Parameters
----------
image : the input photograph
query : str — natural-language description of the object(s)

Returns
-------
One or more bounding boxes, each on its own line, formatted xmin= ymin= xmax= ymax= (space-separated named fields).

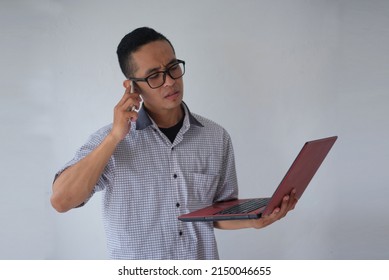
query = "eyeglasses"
xmin=129 ymin=59 xmax=185 ymax=89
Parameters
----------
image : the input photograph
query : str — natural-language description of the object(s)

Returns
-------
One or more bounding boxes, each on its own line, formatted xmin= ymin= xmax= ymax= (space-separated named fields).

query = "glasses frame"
xmin=128 ymin=59 xmax=186 ymax=89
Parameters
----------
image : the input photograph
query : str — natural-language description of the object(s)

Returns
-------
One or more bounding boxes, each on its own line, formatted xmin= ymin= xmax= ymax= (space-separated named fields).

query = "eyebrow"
xmin=144 ymin=58 xmax=178 ymax=76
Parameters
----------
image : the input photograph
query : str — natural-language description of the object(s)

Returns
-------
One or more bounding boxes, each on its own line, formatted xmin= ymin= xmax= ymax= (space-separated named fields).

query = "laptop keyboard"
xmin=216 ymin=198 xmax=271 ymax=215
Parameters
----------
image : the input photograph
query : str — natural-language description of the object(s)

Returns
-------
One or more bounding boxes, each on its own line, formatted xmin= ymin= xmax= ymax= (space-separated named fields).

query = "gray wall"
xmin=1 ymin=0 xmax=388 ymax=259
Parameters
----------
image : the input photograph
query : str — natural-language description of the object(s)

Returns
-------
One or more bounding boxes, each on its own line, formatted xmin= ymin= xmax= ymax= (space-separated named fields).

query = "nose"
xmin=163 ymin=72 xmax=176 ymax=87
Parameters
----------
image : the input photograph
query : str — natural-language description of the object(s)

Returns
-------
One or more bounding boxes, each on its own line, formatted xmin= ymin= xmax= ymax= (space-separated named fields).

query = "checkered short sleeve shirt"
xmin=56 ymin=102 xmax=238 ymax=259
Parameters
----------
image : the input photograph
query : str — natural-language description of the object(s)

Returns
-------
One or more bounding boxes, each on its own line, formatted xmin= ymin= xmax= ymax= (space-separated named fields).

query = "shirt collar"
xmin=135 ymin=101 xmax=204 ymax=130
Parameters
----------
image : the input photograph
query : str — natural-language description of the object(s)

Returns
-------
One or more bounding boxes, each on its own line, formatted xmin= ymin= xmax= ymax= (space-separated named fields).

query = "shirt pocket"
xmin=185 ymin=173 xmax=220 ymax=211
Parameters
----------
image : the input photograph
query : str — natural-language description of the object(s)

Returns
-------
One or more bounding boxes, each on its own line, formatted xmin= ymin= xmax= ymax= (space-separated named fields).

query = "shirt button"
xmin=173 ymin=174 xmax=177 ymax=179
xmin=176 ymin=203 xmax=180 ymax=208
xmin=179 ymin=231 xmax=183 ymax=236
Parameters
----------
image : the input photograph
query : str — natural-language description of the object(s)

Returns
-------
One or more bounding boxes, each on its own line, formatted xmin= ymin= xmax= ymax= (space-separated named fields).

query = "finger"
xmin=280 ymin=193 xmax=298 ymax=218
xmin=117 ymin=86 xmax=133 ymax=106
xmin=274 ymin=195 xmax=290 ymax=218
xmin=118 ymin=109 xmax=139 ymax=122
xmin=290 ymin=197 xmax=298 ymax=210
xmin=126 ymin=105 xmax=136 ymax=112
xmin=123 ymin=94 xmax=141 ymax=111
xmin=126 ymin=110 xmax=139 ymax=123
xmin=287 ymin=189 xmax=298 ymax=209
xmin=290 ymin=188 xmax=297 ymax=201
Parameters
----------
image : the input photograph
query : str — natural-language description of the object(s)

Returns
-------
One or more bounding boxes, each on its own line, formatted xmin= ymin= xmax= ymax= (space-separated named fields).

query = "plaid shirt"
xmin=56 ymin=102 xmax=238 ymax=259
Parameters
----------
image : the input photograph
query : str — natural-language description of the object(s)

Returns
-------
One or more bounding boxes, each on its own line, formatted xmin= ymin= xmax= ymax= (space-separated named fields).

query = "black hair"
xmin=116 ymin=27 xmax=175 ymax=78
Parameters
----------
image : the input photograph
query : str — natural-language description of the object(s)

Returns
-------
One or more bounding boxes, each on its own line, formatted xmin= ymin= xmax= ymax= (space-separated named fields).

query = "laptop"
xmin=178 ymin=136 xmax=337 ymax=222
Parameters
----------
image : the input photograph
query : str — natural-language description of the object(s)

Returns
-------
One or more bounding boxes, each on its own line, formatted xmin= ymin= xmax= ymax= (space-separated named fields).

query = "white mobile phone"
xmin=130 ymin=81 xmax=135 ymax=94
xmin=127 ymin=81 xmax=136 ymax=112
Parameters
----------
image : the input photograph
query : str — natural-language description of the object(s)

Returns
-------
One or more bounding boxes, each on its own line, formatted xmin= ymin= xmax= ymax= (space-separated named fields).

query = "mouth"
xmin=164 ymin=90 xmax=180 ymax=100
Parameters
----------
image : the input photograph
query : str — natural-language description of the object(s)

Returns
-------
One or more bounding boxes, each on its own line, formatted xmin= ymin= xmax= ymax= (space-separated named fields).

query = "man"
xmin=51 ymin=27 xmax=297 ymax=259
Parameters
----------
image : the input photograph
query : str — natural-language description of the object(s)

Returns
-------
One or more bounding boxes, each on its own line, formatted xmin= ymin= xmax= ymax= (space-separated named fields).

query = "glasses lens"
xmin=168 ymin=61 xmax=185 ymax=79
xmin=147 ymin=72 xmax=165 ymax=88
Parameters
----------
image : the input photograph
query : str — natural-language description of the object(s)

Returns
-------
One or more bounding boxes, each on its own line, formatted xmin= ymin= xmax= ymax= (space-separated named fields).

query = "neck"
xmin=146 ymin=104 xmax=184 ymax=128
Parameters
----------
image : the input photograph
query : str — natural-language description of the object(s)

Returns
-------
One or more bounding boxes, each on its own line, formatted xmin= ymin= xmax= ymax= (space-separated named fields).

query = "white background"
xmin=1 ymin=0 xmax=388 ymax=259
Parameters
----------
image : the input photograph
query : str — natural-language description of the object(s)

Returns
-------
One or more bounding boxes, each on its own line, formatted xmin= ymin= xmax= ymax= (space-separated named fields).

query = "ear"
xmin=123 ymin=80 xmax=131 ymax=89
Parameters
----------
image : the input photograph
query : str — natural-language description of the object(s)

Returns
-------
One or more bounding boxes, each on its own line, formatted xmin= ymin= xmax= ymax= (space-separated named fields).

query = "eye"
xmin=169 ymin=63 xmax=180 ymax=71
xmin=147 ymin=72 xmax=162 ymax=80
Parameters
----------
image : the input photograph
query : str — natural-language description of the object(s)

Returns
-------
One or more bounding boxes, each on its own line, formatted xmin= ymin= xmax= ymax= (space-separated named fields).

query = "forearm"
xmin=214 ymin=219 xmax=256 ymax=230
xmin=51 ymin=133 xmax=120 ymax=213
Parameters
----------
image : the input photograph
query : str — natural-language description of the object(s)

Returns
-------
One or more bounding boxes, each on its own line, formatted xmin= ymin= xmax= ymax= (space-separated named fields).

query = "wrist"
xmin=106 ymin=132 xmax=123 ymax=147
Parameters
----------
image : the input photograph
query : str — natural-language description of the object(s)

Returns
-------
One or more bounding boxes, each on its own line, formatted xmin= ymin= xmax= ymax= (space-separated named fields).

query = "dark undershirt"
xmin=159 ymin=117 xmax=184 ymax=143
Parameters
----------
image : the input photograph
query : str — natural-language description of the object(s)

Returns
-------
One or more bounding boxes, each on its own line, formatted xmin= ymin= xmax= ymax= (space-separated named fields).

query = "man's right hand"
xmin=110 ymin=82 xmax=142 ymax=143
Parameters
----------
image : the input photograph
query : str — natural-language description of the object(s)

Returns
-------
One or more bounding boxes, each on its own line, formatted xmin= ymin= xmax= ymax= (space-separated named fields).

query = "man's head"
xmin=117 ymin=27 xmax=184 ymax=117
xmin=117 ymin=27 xmax=175 ymax=79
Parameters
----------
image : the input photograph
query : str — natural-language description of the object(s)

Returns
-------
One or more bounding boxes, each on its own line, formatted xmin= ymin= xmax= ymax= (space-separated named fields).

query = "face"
xmin=128 ymin=40 xmax=184 ymax=115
